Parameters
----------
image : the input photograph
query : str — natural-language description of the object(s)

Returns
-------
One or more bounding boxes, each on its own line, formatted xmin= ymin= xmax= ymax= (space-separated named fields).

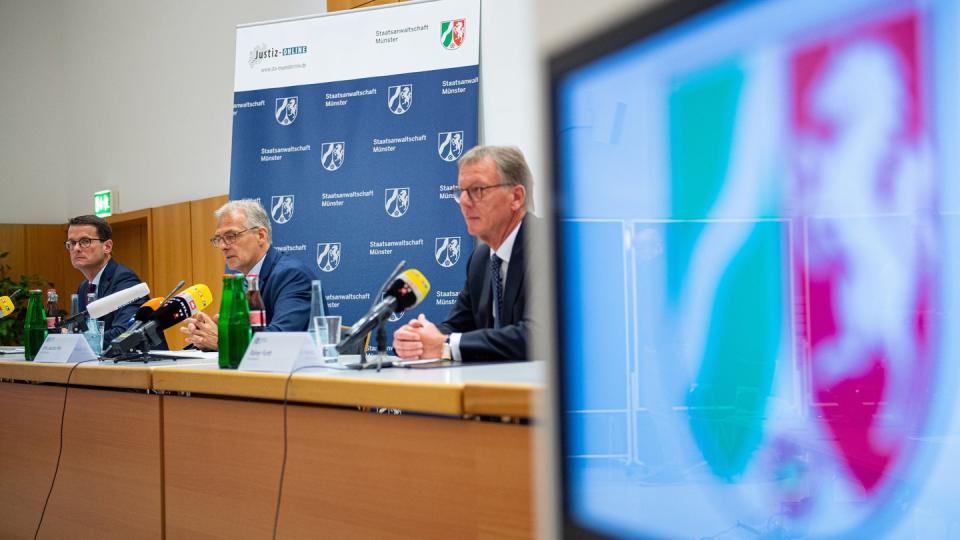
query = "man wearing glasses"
xmin=67 ymin=214 xmax=151 ymax=344
xmin=181 ymin=199 xmax=316 ymax=350
xmin=393 ymin=145 xmax=534 ymax=362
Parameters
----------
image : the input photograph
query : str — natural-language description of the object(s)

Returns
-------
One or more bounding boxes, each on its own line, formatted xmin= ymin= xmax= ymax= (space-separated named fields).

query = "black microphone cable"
xmin=272 ymin=363 xmax=327 ymax=540
xmin=33 ymin=357 xmax=99 ymax=540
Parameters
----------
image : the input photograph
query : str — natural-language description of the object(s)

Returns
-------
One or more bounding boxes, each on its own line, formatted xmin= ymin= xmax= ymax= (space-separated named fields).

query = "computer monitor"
xmin=549 ymin=0 xmax=960 ymax=537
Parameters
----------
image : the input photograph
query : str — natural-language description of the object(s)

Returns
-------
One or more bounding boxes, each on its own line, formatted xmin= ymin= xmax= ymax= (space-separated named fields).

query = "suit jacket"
xmin=439 ymin=215 xmax=533 ymax=361
xmin=259 ymin=247 xmax=316 ymax=332
xmin=76 ymin=258 xmax=156 ymax=346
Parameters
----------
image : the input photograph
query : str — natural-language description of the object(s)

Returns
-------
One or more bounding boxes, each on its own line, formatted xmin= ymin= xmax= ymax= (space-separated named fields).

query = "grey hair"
xmin=214 ymin=199 xmax=272 ymax=242
xmin=458 ymin=145 xmax=533 ymax=210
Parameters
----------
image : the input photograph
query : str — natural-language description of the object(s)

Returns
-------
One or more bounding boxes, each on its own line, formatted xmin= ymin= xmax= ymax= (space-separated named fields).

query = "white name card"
xmin=34 ymin=334 xmax=98 ymax=363
xmin=238 ymin=332 xmax=321 ymax=373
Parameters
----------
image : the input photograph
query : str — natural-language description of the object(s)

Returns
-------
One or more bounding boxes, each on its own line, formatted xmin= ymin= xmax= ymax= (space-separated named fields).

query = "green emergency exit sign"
xmin=94 ymin=190 xmax=114 ymax=217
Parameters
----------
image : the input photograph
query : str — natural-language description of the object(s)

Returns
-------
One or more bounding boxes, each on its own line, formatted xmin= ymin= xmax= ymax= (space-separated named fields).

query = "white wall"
xmin=0 ymin=0 xmax=326 ymax=223
xmin=535 ymin=0 xmax=664 ymax=55
xmin=479 ymin=0 xmax=543 ymax=209
xmin=0 ymin=0 xmax=69 ymax=224
xmin=0 ymin=0 xmax=661 ymax=224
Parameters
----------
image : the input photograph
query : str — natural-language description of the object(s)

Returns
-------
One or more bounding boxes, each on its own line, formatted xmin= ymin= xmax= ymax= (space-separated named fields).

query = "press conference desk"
xmin=0 ymin=357 xmax=543 ymax=539
xmin=0 ymin=358 xmax=165 ymax=539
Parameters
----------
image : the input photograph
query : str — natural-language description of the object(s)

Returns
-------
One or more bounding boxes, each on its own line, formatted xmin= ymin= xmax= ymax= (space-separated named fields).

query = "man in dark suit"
xmin=393 ymin=145 xmax=533 ymax=362
xmin=67 ymin=215 xmax=151 ymax=345
xmin=181 ymin=199 xmax=316 ymax=350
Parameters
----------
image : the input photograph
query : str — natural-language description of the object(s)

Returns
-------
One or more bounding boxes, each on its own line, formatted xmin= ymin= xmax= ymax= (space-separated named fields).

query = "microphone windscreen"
xmin=88 ymin=282 xmax=150 ymax=319
xmin=394 ymin=269 xmax=430 ymax=309
xmin=179 ymin=284 xmax=213 ymax=313
xmin=0 ymin=296 xmax=15 ymax=318
xmin=134 ymin=297 xmax=165 ymax=322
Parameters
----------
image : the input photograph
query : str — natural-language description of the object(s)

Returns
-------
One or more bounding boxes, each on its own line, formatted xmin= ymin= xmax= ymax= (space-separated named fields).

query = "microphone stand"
xmin=104 ymin=332 xmax=152 ymax=362
xmin=345 ymin=319 xmax=391 ymax=370
xmin=375 ymin=319 xmax=388 ymax=372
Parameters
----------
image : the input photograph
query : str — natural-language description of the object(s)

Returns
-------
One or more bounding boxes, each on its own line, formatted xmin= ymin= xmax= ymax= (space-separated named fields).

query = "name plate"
xmin=238 ymin=332 xmax=321 ymax=373
xmin=34 ymin=334 xmax=98 ymax=363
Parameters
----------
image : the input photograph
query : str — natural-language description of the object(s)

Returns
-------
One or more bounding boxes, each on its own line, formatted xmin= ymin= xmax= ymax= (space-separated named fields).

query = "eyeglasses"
xmin=451 ymin=183 xmax=510 ymax=204
xmin=210 ymin=228 xmax=256 ymax=248
xmin=64 ymin=237 xmax=104 ymax=250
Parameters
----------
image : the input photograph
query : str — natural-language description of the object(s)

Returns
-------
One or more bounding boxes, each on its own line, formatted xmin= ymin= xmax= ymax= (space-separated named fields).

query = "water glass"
xmin=312 ymin=315 xmax=341 ymax=363
xmin=84 ymin=320 xmax=105 ymax=356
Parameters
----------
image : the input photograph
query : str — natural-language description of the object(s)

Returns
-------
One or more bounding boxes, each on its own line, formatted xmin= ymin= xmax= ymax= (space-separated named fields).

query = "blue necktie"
xmin=491 ymin=254 xmax=503 ymax=328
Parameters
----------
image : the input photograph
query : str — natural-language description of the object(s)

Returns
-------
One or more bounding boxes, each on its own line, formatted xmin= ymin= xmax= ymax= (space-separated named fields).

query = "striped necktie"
xmin=490 ymin=254 xmax=503 ymax=328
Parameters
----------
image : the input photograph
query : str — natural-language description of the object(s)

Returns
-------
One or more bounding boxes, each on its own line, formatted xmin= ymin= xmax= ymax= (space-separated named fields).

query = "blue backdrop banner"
xmin=230 ymin=0 xmax=480 ymax=343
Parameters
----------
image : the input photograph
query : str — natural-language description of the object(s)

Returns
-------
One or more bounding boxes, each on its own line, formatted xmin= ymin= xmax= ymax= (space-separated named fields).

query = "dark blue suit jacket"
xmin=76 ymin=258 xmax=154 ymax=346
xmin=438 ymin=215 xmax=533 ymax=361
xmin=259 ymin=247 xmax=316 ymax=332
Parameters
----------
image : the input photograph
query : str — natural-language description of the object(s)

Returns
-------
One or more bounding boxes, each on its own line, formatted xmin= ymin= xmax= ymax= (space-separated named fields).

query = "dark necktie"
xmin=490 ymin=254 xmax=503 ymax=328
xmin=87 ymin=283 xmax=97 ymax=296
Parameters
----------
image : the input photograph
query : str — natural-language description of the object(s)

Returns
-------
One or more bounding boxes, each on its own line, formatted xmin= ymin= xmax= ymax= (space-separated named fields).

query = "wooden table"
xmin=155 ymin=361 xmax=543 ymax=539
xmin=0 ymin=358 xmax=163 ymax=540
xmin=0 ymin=356 xmax=544 ymax=539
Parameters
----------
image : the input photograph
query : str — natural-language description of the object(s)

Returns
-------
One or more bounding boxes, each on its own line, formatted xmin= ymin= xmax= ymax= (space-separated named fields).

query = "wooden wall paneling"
xmin=109 ymin=221 xmax=150 ymax=288
xmin=24 ymin=224 xmax=73 ymax=311
xmin=190 ymin=195 xmax=228 ymax=321
xmin=0 ymin=225 xmax=27 ymax=282
xmin=327 ymin=0 xmax=405 ymax=13
xmin=108 ymin=209 xmax=153 ymax=289
xmin=151 ymin=202 xmax=194 ymax=350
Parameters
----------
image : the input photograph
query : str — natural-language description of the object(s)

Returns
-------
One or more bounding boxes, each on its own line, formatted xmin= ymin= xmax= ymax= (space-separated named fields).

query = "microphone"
xmin=0 ymin=289 xmax=23 ymax=319
xmin=58 ymin=282 xmax=150 ymax=331
xmin=338 ymin=269 xmax=430 ymax=352
xmin=158 ymin=280 xmax=186 ymax=308
xmin=124 ymin=297 xmax=164 ymax=331
xmin=105 ymin=284 xmax=213 ymax=356
xmin=87 ymin=282 xmax=151 ymax=319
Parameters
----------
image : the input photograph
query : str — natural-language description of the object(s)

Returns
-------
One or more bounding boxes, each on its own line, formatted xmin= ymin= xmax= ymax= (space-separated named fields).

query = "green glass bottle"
xmin=23 ymin=289 xmax=48 ymax=361
xmin=218 ymin=274 xmax=251 ymax=369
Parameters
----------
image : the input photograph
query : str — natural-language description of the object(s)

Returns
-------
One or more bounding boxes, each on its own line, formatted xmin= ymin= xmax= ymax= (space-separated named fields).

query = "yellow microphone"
xmin=0 ymin=289 xmax=23 ymax=319
xmin=340 ymin=268 xmax=431 ymax=351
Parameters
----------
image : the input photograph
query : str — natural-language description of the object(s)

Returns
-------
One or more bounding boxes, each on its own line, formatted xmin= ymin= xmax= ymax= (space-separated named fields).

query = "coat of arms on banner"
xmin=440 ymin=19 xmax=466 ymax=50
xmin=275 ymin=97 xmax=298 ymax=126
xmin=435 ymin=236 xmax=461 ymax=268
xmin=270 ymin=195 xmax=295 ymax=224
xmin=438 ymin=131 xmax=464 ymax=162
xmin=385 ymin=187 xmax=410 ymax=218
xmin=387 ymin=84 xmax=413 ymax=115
xmin=321 ymin=142 xmax=345 ymax=171
xmin=316 ymin=242 xmax=342 ymax=272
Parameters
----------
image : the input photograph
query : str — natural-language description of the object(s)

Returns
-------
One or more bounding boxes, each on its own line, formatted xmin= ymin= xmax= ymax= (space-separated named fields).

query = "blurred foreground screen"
xmin=551 ymin=0 xmax=960 ymax=537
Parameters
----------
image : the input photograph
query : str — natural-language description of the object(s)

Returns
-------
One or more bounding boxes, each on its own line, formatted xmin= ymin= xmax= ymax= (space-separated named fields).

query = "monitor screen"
xmin=550 ymin=0 xmax=960 ymax=537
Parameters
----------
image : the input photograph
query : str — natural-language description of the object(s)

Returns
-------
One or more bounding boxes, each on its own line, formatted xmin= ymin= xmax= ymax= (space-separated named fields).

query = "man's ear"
xmin=512 ymin=185 xmax=526 ymax=211
xmin=103 ymin=239 xmax=113 ymax=255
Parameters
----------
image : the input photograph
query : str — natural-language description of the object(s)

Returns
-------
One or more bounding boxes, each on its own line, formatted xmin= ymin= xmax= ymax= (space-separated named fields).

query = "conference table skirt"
xmin=0 ymin=360 xmax=539 ymax=539
xmin=164 ymin=395 xmax=533 ymax=539
xmin=0 ymin=383 xmax=162 ymax=539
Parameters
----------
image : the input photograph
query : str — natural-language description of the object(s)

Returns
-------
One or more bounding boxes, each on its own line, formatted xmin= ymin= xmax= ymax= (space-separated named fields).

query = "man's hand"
xmin=391 ymin=314 xmax=446 ymax=359
xmin=180 ymin=312 xmax=219 ymax=351
xmin=392 ymin=317 xmax=424 ymax=359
